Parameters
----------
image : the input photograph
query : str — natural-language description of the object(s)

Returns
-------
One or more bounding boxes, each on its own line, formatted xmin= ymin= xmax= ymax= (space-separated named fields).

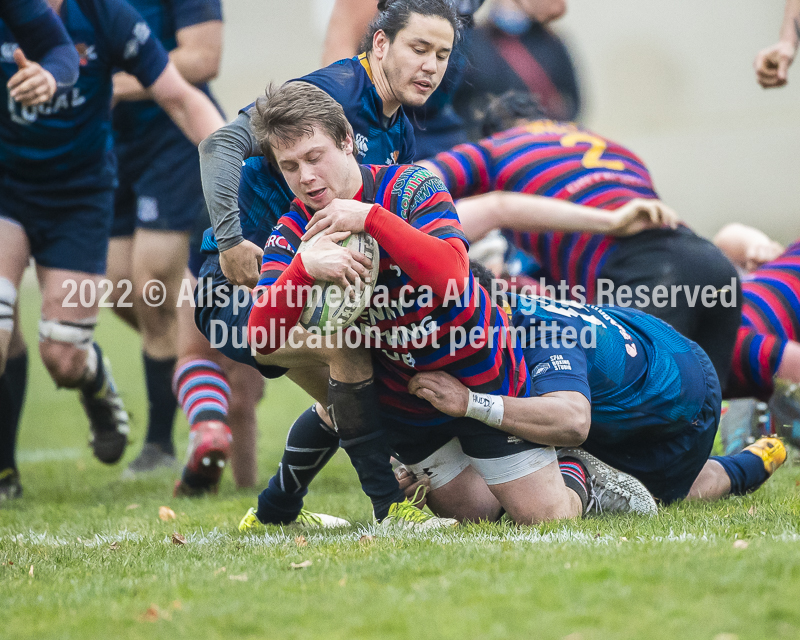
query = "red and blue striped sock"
xmin=173 ymin=360 xmax=230 ymax=429
xmin=559 ymin=458 xmax=590 ymax=512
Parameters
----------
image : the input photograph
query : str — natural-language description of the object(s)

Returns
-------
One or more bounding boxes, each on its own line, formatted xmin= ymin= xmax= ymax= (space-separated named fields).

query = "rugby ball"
xmin=296 ymin=230 xmax=380 ymax=333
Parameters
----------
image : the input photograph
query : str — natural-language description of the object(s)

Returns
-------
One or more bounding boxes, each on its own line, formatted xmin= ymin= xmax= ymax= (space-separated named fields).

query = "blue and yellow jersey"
xmin=0 ymin=0 xmax=169 ymax=188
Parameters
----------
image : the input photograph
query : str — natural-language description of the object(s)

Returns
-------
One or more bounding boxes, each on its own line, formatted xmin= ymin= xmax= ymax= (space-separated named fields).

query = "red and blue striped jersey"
xmin=258 ymin=164 xmax=530 ymax=425
xmin=427 ymin=120 xmax=660 ymax=301
xmin=730 ymin=241 xmax=800 ymax=398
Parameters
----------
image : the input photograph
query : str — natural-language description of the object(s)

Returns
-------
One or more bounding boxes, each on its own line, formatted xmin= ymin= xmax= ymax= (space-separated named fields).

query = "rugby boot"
xmin=0 ymin=468 xmax=22 ymax=504
xmin=173 ymin=420 xmax=231 ymax=496
xmin=558 ymin=448 xmax=658 ymax=516
xmin=379 ymin=487 xmax=459 ymax=530
xmin=718 ymin=398 xmax=769 ymax=456
xmin=769 ymin=378 xmax=800 ymax=448
xmin=80 ymin=353 xmax=130 ymax=464
xmin=238 ymin=507 xmax=350 ymax=532
xmin=743 ymin=437 xmax=787 ymax=491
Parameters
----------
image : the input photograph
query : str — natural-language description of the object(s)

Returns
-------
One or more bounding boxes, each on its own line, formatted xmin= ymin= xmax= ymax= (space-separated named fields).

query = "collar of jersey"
xmin=357 ymin=52 xmax=375 ymax=83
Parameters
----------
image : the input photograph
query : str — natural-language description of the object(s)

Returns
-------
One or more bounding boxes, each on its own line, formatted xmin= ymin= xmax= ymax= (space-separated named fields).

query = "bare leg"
xmin=426 ymin=465 xmax=503 ymax=523
xmin=687 ymin=459 xmax=732 ymax=501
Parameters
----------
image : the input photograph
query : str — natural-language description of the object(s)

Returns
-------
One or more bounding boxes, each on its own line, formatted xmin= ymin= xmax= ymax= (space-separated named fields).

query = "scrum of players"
xmin=1 ymin=0 xmax=798 ymax=530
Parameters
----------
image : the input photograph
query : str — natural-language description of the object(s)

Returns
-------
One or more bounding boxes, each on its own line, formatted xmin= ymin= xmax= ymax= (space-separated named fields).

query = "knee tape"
xmin=0 ymin=277 xmax=17 ymax=332
xmin=38 ymin=317 xmax=97 ymax=350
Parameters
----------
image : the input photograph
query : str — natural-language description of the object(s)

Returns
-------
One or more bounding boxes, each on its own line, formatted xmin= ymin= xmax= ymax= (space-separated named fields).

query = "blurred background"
xmin=212 ymin=0 xmax=800 ymax=243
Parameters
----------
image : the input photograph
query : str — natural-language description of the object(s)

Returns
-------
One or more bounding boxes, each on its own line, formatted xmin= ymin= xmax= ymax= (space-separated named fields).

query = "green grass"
xmin=3 ymin=284 xmax=800 ymax=640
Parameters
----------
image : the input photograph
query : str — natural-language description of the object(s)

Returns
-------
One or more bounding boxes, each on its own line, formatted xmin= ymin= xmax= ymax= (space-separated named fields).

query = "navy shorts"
xmin=0 ymin=175 xmax=113 ymax=275
xmin=383 ymin=413 xmax=547 ymax=465
xmin=112 ymin=127 xmax=207 ymax=237
xmin=194 ymin=253 xmax=289 ymax=379
xmin=583 ymin=342 xmax=721 ymax=504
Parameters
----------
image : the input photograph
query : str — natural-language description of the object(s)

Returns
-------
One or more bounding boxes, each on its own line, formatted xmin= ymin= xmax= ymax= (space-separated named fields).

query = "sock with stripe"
xmin=256 ymin=405 xmax=340 ymax=524
xmin=173 ymin=360 xmax=230 ymax=428
xmin=559 ymin=458 xmax=590 ymax=513
xmin=0 ymin=350 xmax=28 ymax=472
xmin=143 ymin=353 xmax=177 ymax=455
xmin=710 ymin=452 xmax=768 ymax=495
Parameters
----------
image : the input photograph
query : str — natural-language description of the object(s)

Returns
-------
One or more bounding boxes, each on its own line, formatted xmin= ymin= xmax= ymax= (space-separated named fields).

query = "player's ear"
xmin=342 ymin=134 xmax=354 ymax=156
xmin=372 ymin=29 xmax=389 ymax=61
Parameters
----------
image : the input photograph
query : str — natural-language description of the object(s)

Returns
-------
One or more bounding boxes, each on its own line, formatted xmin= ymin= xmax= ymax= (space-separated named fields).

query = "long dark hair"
xmin=481 ymin=91 xmax=548 ymax=137
xmin=360 ymin=0 xmax=463 ymax=52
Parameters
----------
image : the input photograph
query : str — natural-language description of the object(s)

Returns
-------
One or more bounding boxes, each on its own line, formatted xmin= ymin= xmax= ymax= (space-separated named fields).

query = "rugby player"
xmin=190 ymin=0 xmax=462 ymax=501
xmin=404 ymin=263 xmax=784 ymax=516
xmin=227 ymin=81 xmax=656 ymax=529
xmin=713 ymin=224 xmax=800 ymax=448
xmin=418 ymin=91 xmax=741 ymax=387
xmin=2 ymin=0 xmax=78 ymax=106
xmin=0 ymin=0 xmax=224 ymax=501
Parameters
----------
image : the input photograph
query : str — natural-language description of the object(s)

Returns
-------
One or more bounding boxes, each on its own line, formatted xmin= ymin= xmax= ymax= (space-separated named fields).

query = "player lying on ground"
xmin=417 ymin=90 xmax=742 ymax=388
xmin=401 ymin=263 xmax=785 ymax=519
xmin=0 ymin=0 xmax=225 ymax=502
xmin=181 ymin=0 xmax=462 ymax=497
xmin=224 ymin=81 xmax=658 ymax=529
xmin=712 ymin=223 xmax=800 ymax=448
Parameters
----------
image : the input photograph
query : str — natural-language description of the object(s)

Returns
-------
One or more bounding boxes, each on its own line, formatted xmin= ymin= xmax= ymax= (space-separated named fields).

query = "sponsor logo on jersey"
xmin=265 ymin=234 xmax=292 ymax=251
xmin=550 ymin=354 xmax=572 ymax=371
xmin=507 ymin=435 xmax=523 ymax=445
xmin=75 ymin=44 xmax=97 ymax=66
xmin=8 ymin=87 xmax=86 ymax=125
xmin=390 ymin=167 xmax=445 ymax=220
xmin=355 ymin=133 xmax=369 ymax=158
xmin=625 ymin=343 xmax=638 ymax=358
xmin=123 ymin=22 xmax=151 ymax=60
xmin=532 ymin=362 xmax=551 ymax=377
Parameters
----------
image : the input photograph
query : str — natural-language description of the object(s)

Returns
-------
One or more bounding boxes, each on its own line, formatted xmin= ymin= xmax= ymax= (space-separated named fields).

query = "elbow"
xmin=562 ymin=405 xmax=590 ymax=446
xmin=197 ymin=54 xmax=221 ymax=83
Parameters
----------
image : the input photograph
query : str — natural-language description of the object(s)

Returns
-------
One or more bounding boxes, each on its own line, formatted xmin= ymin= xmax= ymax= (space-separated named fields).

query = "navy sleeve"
xmin=524 ymin=340 xmax=591 ymax=402
xmin=170 ymin=0 xmax=222 ymax=31
xmin=100 ymin=0 xmax=169 ymax=88
xmin=1 ymin=0 xmax=79 ymax=93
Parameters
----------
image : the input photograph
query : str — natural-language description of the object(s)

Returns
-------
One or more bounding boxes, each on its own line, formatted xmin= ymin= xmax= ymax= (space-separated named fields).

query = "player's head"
xmin=490 ymin=0 xmax=566 ymax=28
xmin=481 ymin=90 xmax=548 ymax=136
xmin=362 ymin=0 xmax=462 ymax=107
xmin=252 ymin=83 xmax=360 ymax=210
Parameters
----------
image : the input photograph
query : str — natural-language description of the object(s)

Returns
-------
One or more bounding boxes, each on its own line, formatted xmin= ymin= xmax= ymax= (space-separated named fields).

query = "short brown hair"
xmin=250 ymin=82 xmax=354 ymax=168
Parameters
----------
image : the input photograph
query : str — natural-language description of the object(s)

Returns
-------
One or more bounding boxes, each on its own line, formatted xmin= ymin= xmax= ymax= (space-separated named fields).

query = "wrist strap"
xmin=465 ymin=391 xmax=505 ymax=428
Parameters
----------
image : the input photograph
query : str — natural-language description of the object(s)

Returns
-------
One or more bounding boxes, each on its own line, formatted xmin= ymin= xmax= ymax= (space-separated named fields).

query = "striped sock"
xmin=173 ymin=360 xmax=230 ymax=428
xmin=559 ymin=458 xmax=589 ymax=513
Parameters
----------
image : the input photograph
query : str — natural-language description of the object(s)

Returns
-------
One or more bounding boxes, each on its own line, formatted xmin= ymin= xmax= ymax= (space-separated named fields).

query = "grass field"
xmin=2 ymin=283 xmax=800 ymax=640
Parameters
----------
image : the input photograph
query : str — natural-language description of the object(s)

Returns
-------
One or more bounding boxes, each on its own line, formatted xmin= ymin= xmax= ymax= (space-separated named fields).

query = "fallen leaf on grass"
xmin=714 ymin=634 xmax=738 ymax=640
xmin=295 ymin=535 xmax=307 ymax=547
xmin=28 ymin=565 xmax=33 ymax=577
xmin=229 ymin=573 xmax=248 ymax=581
xmin=159 ymin=506 xmax=176 ymax=521
xmin=171 ymin=601 xmax=182 ymax=610
xmin=139 ymin=606 xmax=159 ymax=623
xmin=359 ymin=535 xmax=375 ymax=545
xmin=619 ymin=537 xmax=628 ymax=541
xmin=747 ymin=505 xmax=757 ymax=516
xmin=171 ymin=533 xmax=186 ymax=546
xmin=733 ymin=540 xmax=749 ymax=549
xmin=126 ymin=504 xmax=140 ymax=511
xmin=7 ymin=561 xmax=12 ymax=566
xmin=338 ymin=577 xmax=347 ymax=587
xmin=109 ymin=542 xmax=120 ymax=551
xmin=290 ymin=560 xmax=312 ymax=570
xmin=213 ymin=567 xmax=227 ymax=576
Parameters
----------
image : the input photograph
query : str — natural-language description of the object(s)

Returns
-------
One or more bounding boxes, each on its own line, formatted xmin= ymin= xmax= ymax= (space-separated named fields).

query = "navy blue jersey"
xmin=214 ymin=53 xmax=417 ymax=254
xmin=112 ymin=0 xmax=221 ymax=143
xmin=0 ymin=0 xmax=169 ymax=187
xmin=509 ymin=294 xmax=712 ymax=443
xmin=0 ymin=0 xmax=79 ymax=92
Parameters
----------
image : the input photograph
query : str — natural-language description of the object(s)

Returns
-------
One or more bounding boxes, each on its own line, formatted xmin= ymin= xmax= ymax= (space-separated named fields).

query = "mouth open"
xmin=413 ymin=79 xmax=433 ymax=92
xmin=307 ymin=187 xmax=326 ymax=200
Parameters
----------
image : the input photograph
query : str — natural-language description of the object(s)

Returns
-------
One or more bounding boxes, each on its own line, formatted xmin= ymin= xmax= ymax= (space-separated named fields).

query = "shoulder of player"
xmin=294 ymin=56 xmax=366 ymax=105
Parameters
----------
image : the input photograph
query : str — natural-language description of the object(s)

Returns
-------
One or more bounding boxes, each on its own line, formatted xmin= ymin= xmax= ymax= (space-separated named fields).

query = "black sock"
xmin=327 ymin=378 xmax=404 ymax=520
xmin=256 ymin=406 xmax=340 ymax=524
xmin=0 ymin=351 xmax=28 ymax=471
xmin=143 ymin=353 xmax=178 ymax=455
xmin=559 ymin=458 xmax=589 ymax=513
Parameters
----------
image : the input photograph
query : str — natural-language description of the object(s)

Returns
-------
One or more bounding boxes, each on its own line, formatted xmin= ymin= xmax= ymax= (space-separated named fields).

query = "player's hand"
xmin=300 ymin=230 xmax=373 ymax=292
xmin=609 ymin=199 xmax=679 ymax=236
xmin=744 ymin=238 xmax=785 ymax=271
xmin=302 ymin=199 xmax=372 ymax=240
xmin=408 ymin=371 xmax=469 ymax=418
xmin=7 ymin=48 xmax=57 ymax=106
xmin=220 ymin=240 xmax=263 ymax=289
xmin=755 ymin=40 xmax=797 ymax=88
xmin=395 ymin=466 xmax=431 ymax=508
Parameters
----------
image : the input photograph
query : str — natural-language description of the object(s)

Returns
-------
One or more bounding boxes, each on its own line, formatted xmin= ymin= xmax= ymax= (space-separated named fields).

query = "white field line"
xmin=16 ymin=448 xmax=84 ymax=463
xmin=3 ymin=527 xmax=800 ymax=548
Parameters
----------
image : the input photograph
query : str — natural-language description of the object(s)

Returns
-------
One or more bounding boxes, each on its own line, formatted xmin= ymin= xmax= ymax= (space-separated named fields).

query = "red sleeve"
xmin=365 ymin=204 xmax=469 ymax=298
xmin=247 ymin=256 xmax=316 ymax=356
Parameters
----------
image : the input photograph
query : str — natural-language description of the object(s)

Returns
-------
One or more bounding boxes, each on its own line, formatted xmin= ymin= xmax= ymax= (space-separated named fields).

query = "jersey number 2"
xmin=560 ymin=133 xmax=625 ymax=171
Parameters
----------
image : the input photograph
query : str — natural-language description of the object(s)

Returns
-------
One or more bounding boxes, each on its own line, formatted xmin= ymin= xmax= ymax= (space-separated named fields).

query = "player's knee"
xmin=38 ymin=318 xmax=96 ymax=386
xmin=0 ymin=277 xmax=18 ymax=372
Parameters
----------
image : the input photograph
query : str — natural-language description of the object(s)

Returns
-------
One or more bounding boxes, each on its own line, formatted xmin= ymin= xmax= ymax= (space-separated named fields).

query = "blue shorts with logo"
xmin=194 ymin=253 xmax=289 ymax=378
xmin=112 ymin=126 xmax=206 ymax=237
xmin=583 ymin=342 xmax=721 ymax=504
xmin=0 ymin=174 xmax=113 ymax=275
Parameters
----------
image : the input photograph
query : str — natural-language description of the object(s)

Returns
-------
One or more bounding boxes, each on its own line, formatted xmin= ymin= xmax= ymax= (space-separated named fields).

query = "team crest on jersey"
xmin=124 ymin=22 xmax=151 ymax=60
xmin=390 ymin=167 xmax=446 ymax=219
xmin=75 ymin=44 xmax=97 ymax=66
xmin=354 ymin=133 xmax=369 ymax=158
xmin=532 ymin=362 xmax=550 ymax=377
